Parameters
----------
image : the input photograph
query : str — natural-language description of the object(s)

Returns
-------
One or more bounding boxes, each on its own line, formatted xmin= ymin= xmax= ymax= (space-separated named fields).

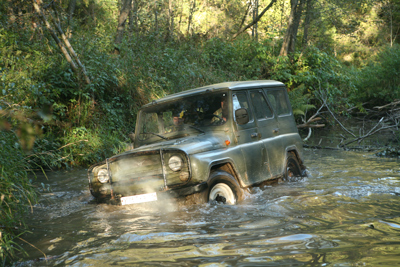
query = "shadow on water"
xmin=16 ymin=149 xmax=400 ymax=267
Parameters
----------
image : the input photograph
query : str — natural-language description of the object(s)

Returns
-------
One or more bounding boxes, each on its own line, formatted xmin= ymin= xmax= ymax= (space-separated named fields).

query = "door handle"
xmin=251 ymin=132 xmax=260 ymax=138
xmin=273 ymin=128 xmax=279 ymax=133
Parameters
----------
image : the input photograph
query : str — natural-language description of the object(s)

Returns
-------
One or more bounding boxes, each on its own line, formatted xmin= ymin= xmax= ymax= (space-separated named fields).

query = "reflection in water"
xmin=17 ymin=149 xmax=400 ymax=266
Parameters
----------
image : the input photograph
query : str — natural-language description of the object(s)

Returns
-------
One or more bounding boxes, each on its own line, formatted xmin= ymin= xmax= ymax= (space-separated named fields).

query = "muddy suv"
xmin=88 ymin=80 xmax=306 ymax=205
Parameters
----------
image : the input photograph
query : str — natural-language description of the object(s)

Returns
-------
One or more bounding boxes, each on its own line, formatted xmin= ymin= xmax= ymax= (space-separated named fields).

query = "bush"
xmin=0 ymin=130 xmax=38 ymax=265
xmin=355 ymin=44 xmax=400 ymax=106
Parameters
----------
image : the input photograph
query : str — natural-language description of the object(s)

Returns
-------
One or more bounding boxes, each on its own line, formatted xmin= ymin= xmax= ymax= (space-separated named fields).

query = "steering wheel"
xmin=211 ymin=114 xmax=225 ymax=125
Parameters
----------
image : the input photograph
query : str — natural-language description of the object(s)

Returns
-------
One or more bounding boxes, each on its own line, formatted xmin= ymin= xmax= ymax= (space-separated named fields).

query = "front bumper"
xmin=92 ymin=182 xmax=208 ymax=205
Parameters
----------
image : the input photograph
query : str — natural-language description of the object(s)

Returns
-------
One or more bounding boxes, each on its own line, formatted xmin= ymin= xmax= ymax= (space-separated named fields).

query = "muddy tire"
xmin=284 ymin=153 xmax=302 ymax=182
xmin=207 ymin=171 xmax=244 ymax=205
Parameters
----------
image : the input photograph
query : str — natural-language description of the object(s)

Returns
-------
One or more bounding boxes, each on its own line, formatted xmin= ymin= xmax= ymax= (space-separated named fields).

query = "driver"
xmin=211 ymin=94 xmax=228 ymax=124
xmin=166 ymin=111 xmax=184 ymax=132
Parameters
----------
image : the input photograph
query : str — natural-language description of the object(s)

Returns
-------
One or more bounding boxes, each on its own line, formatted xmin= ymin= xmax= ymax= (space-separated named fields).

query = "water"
xmin=16 ymin=149 xmax=400 ymax=266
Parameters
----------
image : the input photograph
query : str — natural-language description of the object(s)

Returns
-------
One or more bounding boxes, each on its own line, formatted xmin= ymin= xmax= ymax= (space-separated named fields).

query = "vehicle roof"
xmin=142 ymin=80 xmax=284 ymax=108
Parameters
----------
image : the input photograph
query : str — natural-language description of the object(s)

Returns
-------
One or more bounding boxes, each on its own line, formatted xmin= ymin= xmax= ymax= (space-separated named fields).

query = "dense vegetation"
xmin=1 ymin=0 xmax=400 ymax=263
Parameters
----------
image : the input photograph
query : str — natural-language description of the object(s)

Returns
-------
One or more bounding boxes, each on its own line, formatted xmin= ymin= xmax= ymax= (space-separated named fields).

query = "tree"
xmin=279 ymin=0 xmax=306 ymax=56
xmin=232 ymin=0 xmax=277 ymax=39
xmin=379 ymin=0 xmax=400 ymax=46
xmin=128 ymin=0 xmax=139 ymax=34
xmin=168 ymin=0 xmax=175 ymax=39
xmin=252 ymin=0 xmax=259 ymax=40
xmin=67 ymin=0 xmax=77 ymax=26
xmin=32 ymin=0 xmax=90 ymax=84
xmin=302 ymin=0 xmax=315 ymax=47
xmin=114 ymin=0 xmax=133 ymax=54
xmin=187 ymin=0 xmax=196 ymax=36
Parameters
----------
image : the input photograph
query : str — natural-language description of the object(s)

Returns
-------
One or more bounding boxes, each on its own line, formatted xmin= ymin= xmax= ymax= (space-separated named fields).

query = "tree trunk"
xmin=128 ymin=0 xmax=137 ymax=34
xmin=187 ymin=0 xmax=196 ymax=36
xmin=89 ymin=0 xmax=96 ymax=26
xmin=238 ymin=2 xmax=252 ymax=31
xmin=114 ymin=0 xmax=133 ymax=54
xmin=67 ymin=0 xmax=77 ymax=26
xmin=134 ymin=0 xmax=139 ymax=35
xmin=128 ymin=1 xmax=133 ymax=33
xmin=302 ymin=0 xmax=314 ymax=47
xmin=279 ymin=0 xmax=305 ymax=56
xmin=51 ymin=15 xmax=91 ymax=84
xmin=168 ymin=0 xmax=174 ymax=39
xmin=289 ymin=0 xmax=305 ymax=53
xmin=32 ymin=0 xmax=82 ymax=82
xmin=252 ymin=0 xmax=259 ymax=40
xmin=232 ymin=0 xmax=277 ymax=39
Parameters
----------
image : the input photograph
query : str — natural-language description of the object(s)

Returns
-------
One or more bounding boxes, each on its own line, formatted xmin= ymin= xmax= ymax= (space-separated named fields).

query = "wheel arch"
xmin=206 ymin=168 xmax=245 ymax=204
xmin=207 ymin=160 xmax=245 ymax=188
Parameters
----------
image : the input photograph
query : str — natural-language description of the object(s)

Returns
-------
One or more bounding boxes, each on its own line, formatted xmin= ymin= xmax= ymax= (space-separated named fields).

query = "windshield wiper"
xmin=146 ymin=132 xmax=168 ymax=140
xmin=187 ymin=125 xmax=205 ymax=134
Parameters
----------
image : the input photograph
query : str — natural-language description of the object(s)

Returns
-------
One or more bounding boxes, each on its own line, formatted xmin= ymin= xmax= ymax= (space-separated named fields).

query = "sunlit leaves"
xmin=356 ymin=44 xmax=400 ymax=105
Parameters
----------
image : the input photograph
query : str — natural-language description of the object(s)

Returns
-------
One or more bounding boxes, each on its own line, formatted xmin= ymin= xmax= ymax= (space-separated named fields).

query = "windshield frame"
xmin=135 ymin=90 xmax=231 ymax=147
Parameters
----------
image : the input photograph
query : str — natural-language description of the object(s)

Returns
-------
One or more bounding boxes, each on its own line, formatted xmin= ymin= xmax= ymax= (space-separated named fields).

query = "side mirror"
xmin=235 ymin=108 xmax=249 ymax=125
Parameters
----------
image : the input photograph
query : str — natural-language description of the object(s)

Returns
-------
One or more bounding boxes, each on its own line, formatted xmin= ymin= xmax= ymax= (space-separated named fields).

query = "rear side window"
xmin=250 ymin=90 xmax=273 ymax=120
xmin=265 ymin=88 xmax=291 ymax=116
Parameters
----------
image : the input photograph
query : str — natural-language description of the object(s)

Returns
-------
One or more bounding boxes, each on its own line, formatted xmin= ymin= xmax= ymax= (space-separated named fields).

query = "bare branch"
xmin=374 ymin=100 xmax=400 ymax=110
xmin=32 ymin=0 xmax=79 ymax=76
xmin=317 ymin=89 xmax=357 ymax=138
xmin=232 ymin=0 xmax=277 ymax=39
xmin=51 ymin=4 xmax=90 ymax=84
xmin=342 ymin=124 xmax=399 ymax=146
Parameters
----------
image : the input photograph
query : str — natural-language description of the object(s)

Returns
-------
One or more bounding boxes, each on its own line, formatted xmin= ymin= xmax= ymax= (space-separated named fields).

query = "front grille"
xmin=107 ymin=149 xmax=191 ymax=196
xmin=109 ymin=152 xmax=163 ymax=181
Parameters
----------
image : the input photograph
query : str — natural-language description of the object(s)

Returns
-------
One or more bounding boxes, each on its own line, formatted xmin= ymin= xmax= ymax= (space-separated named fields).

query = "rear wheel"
xmin=284 ymin=153 xmax=302 ymax=182
xmin=207 ymin=171 xmax=244 ymax=205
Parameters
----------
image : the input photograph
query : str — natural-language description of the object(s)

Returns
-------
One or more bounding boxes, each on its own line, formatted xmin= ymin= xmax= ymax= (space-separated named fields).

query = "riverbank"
xmin=299 ymin=113 xmax=400 ymax=157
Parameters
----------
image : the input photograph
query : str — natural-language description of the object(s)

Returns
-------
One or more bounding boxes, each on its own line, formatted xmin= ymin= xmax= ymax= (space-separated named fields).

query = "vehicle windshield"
xmin=137 ymin=91 xmax=230 ymax=143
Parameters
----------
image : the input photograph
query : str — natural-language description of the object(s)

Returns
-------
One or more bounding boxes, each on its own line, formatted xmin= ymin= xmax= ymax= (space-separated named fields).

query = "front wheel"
xmin=207 ymin=171 xmax=244 ymax=205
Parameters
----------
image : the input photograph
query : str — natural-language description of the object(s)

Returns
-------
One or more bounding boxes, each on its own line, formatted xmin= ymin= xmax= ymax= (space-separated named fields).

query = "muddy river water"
xmin=17 ymin=148 xmax=400 ymax=266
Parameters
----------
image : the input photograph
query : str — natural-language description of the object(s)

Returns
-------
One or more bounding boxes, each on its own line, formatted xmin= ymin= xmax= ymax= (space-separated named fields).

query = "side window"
xmin=250 ymin=90 xmax=273 ymax=120
xmin=265 ymin=88 xmax=291 ymax=116
xmin=232 ymin=92 xmax=254 ymax=124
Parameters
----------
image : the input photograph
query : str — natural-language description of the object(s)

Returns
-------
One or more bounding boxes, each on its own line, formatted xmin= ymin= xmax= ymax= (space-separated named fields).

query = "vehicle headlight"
xmin=168 ymin=155 xmax=183 ymax=172
xmin=97 ymin=169 xmax=110 ymax=183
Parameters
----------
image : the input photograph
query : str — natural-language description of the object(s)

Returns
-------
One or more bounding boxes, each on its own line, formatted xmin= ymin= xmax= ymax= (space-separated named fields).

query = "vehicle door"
xmin=264 ymin=87 xmax=296 ymax=135
xmin=249 ymin=89 xmax=283 ymax=178
xmin=232 ymin=91 xmax=266 ymax=186
xmin=265 ymin=87 xmax=299 ymax=159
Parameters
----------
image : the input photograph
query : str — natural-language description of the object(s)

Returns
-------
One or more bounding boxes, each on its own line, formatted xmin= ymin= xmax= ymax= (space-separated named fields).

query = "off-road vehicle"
xmin=88 ymin=80 xmax=306 ymax=205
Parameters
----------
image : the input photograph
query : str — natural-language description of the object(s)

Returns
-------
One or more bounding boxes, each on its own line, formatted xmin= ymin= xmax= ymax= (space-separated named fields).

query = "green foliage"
xmin=60 ymin=127 xmax=128 ymax=166
xmin=255 ymin=45 xmax=356 ymax=113
xmin=293 ymin=46 xmax=356 ymax=109
xmin=355 ymin=44 xmax=400 ymax=106
xmin=0 ymin=130 xmax=38 ymax=265
xmin=288 ymin=84 xmax=316 ymax=116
